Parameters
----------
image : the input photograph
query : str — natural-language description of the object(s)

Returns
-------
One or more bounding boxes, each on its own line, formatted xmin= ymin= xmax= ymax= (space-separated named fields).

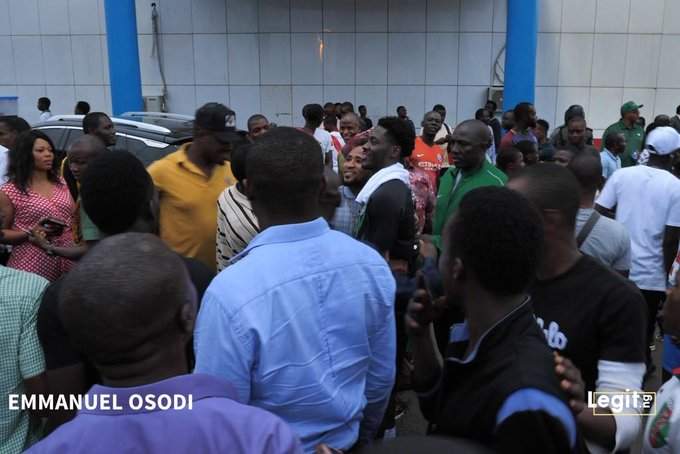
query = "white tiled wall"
xmin=5 ymin=0 xmax=680 ymax=135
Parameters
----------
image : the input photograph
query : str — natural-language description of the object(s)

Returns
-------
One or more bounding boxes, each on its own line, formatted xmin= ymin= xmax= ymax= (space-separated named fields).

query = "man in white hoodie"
xmin=357 ymin=116 xmax=417 ymax=268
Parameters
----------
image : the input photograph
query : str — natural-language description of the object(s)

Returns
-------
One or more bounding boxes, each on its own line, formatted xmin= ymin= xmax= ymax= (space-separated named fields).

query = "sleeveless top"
xmin=1 ymin=179 xmax=75 ymax=281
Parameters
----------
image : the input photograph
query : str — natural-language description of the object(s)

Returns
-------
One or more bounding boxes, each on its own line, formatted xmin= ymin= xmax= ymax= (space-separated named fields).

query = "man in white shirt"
xmin=597 ymin=126 xmax=680 ymax=362
xmin=37 ymin=97 xmax=51 ymax=122
xmin=432 ymin=104 xmax=453 ymax=155
xmin=302 ymin=104 xmax=337 ymax=172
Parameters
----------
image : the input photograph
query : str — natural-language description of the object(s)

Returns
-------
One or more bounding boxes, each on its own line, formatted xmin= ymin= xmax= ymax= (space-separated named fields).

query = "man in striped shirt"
xmin=216 ymin=144 xmax=259 ymax=271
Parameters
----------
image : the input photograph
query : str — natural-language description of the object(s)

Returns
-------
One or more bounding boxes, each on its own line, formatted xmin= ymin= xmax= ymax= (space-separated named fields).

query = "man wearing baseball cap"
xmin=597 ymin=126 xmax=680 ymax=369
xmin=600 ymin=101 xmax=645 ymax=167
xmin=148 ymin=103 xmax=243 ymax=272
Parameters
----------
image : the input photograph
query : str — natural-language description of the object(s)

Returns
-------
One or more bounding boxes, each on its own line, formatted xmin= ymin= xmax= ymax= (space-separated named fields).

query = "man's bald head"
xmin=68 ymin=134 xmax=107 ymax=156
xmin=67 ymin=134 xmax=108 ymax=181
xmin=59 ymin=233 xmax=196 ymax=366
xmin=567 ymin=150 xmax=602 ymax=195
xmin=449 ymin=120 xmax=491 ymax=170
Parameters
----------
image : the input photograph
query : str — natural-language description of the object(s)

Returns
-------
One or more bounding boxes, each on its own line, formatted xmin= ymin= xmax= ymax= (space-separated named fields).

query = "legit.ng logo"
xmin=587 ymin=390 xmax=656 ymax=416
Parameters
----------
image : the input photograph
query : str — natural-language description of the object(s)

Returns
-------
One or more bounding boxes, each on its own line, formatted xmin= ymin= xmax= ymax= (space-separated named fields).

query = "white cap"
xmin=645 ymin=126 xmax=680 ymax=156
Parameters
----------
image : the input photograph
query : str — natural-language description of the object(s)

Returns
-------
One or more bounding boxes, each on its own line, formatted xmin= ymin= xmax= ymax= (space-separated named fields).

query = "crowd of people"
xmin=3 ymin=94 xmax=680 ymax=454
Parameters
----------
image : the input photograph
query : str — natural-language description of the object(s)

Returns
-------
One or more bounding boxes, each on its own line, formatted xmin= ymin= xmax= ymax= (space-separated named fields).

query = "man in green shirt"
xmin=601 ymin=101 xmax=644 ymax=167
xmin=433 ymin=120 xmax=508 ymax=248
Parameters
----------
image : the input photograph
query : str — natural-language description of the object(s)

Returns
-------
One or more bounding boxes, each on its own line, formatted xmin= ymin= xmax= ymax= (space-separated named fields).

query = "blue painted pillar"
xmin=504 ymin=0 xmax=538 ymax=111
xmin=104 ymin=0 xmax=143 ymax=115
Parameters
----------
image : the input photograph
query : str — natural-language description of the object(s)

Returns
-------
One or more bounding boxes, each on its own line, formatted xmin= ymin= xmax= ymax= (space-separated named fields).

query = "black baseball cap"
xmin=195 ymin=103 xmax=237 ymax=142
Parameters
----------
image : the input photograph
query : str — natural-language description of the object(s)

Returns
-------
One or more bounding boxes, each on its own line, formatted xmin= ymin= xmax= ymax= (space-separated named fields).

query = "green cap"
xmin=621 ymin=101 xmax=643 ymax=116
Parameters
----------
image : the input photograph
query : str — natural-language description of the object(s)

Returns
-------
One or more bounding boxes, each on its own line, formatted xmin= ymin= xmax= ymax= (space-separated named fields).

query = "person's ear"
xmin=451 ymin=257 xmax=464 ymax=282
xmin=243 ymin=177 xmax=255 ymax=202
xmin=318 ymin=171 xmax=327 ymax=198
xmin=178 ymin=302 xmax=196 ymax=339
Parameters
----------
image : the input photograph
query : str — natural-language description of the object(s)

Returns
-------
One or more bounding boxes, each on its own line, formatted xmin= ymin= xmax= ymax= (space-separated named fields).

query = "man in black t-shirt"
xmin=357 ymin=116 xmax=417 ymax=267
xmin=508 ymin=164 xmax=646 ymax=453
xmin=37 ymin=151 xmax=214 ymax=430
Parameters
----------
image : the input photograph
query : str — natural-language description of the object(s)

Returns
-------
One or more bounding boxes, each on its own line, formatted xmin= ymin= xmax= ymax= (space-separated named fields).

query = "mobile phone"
xmin=40 ymin=218 xmax=67 ymax=229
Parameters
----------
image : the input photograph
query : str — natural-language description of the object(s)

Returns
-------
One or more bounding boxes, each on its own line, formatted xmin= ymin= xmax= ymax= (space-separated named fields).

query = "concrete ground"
xmin=395 ymin=337 xmax=665 ymax=452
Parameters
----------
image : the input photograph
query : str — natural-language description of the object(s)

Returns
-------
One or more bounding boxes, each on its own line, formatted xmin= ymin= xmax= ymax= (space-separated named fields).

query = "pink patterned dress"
xmin=1 ymin=178 xmax=75 ymax=281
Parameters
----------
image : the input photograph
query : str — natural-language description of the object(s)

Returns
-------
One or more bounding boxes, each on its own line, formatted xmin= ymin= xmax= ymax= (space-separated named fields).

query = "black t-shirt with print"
xmin=530 ymin=255 xmax=647 ymax=392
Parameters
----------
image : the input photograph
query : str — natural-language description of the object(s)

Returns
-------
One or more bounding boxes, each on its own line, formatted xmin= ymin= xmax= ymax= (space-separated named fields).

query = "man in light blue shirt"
xmin=194 ymin=127 xmax=396 ymax=453
xmin=601 ymin=132 xmax=626 ymax=180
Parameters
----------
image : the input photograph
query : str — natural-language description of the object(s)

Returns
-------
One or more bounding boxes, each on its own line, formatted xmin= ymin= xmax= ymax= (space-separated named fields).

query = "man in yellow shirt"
xmin=148 ymin=103 xmax=238 ymax=272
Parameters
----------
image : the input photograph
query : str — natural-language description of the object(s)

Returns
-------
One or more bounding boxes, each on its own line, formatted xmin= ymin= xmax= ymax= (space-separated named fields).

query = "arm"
xmin=0 ymin=190 xmax=28 ymax=244
xmin=20 ymin=279 xmax=50 ymax=420
xmin=495 ymin=389 xmax=576 ymax=453
xmin=595 ymin=172 xmax=619 ymax=219
xmin=193 ymin=290 xmax=253 ymax=403
xmin=358 ymin=272 xmax=397 ymax=443
xmin=360 ymin=185 xmax=404 ymax=255
xmin=37 ymin=280 xmax=91 ymax=430
xmin=664 ymin=226 xmax=680 ymax=274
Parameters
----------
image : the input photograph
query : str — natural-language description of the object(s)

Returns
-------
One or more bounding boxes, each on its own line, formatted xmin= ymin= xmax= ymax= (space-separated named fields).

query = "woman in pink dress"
xmin=0 ymin=130 xmax=75 ymax=281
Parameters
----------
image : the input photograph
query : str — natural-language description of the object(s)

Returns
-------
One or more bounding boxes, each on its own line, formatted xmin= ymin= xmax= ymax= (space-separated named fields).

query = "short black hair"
xmin=246 ymin=114 xmax=268 ymax=132
xmin=246 ymin=127 xmax=323 ymax=214
xmin=8 ymin=130 xmax=60 ymax=192
xmin=80 ymin=151 xmax=154 ymax=235
xmin=567 ymin=115 xmax=585 ymax=127
xmin=446 ymin=186 xmax=543 ymax=296
xmin=324 ymin=102 xmax=335 ymax=109
xmin=378 ymin=116 xmax=416 ymax=158
xmin=231 ymin=143 xmax=251 ymax=182
xmin=38 ymin=97 xmax=51 ymax=109
xmin=486 ymin=99 xmax=497 ymax=110
xmin=604 ymin=131 xmax=624 ymax=149
xmin=82 ymin=112 xmax=110 ymax=134
xmin=512 ymin=164 xmax=581 ymax=230
xmin=75 ymin=101 xmax=91 ymax=115
xmin=496 ymin=147 xmax=521 ymax=174
xmin=397 ymin=105 xmax=406 ymax=112
xmin=59 ymin=233 xmax=191 ymax=365
xmin=564 ymin=105 xmax=585 ymax=123
xmin=513 ymin=102 xmax=534 ymax=122
xmin=433 ymin=104 xmax=446 ymax=111
xmin=536 ymin=119 xmax=550 ymax=132
xmin=358 ymin=105 xmax=366 ymax=110
xmin=341 ymin=101 xmax=354 ymax=112
xmin=302 ymin=104 xmax=324 ymax=126
xmin=567 ymin=150 xmax=602 ymax=194
xmin=0 ymin=116 xmax=30 ymax=135
xmin=676 ymin=105 xmax=680 ymax=115
xmin=474 ymin=108 xmax=489 ymax=120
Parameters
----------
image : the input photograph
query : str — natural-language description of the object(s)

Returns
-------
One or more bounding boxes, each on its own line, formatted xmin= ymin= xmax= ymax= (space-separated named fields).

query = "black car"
xmin=33 ymin=113 xmax=193 ymax=168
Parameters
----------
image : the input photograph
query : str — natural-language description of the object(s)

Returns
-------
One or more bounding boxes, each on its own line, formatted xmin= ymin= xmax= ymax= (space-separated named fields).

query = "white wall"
xmin=2 ymin=0 xmax=111 ymax=124
xmin=5 ymin=0 xmax=680 ymax=136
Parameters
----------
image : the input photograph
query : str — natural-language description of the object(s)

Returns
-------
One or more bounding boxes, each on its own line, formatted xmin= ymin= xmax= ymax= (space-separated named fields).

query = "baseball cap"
xmin=620 ymin=101 xmax=643 ymax=116
xmin=645 ymin=126 xmax=680 ymax=156
xmin=194 ymin=103 xmax=237 ymax=142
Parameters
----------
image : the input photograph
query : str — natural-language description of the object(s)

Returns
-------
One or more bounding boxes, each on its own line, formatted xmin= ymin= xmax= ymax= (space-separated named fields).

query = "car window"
xmin=39 ymin=128 xmax=65 ymax=149
xmin=125 ymin=137 xmax=178 ymax=167
xmin=64 ymin=129 xmax=84 ymax=150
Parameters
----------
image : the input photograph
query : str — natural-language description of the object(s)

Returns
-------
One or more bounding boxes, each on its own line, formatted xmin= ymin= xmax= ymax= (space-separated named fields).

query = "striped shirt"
xmin=0 ymin=266 xmax=49 ymax=454
xmin=216 ymin=185 xmax=259 ymax=272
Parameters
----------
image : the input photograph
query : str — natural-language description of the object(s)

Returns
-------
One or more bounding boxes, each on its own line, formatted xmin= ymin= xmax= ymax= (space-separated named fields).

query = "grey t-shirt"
xmin=575 ymin=208 xmax=631 ymax=272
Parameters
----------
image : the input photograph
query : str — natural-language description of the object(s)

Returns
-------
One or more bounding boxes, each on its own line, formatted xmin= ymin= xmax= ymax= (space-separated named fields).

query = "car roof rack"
xmin=121 ymin=112 xmax=194 ymax=121
xmin=47 ymin=115 xmax=172 ymax=134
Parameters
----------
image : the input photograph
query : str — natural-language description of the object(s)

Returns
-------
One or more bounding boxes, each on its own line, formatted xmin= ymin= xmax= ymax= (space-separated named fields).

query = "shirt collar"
xmin=447 ymin=297 xmax=531 ymax=365
xmin=604 ymin=148 xmax=619 ymax=160
xmin=340 ymin=185 xmax=356 ymax=201
xmin=79 ymin=373 xmax=236 ymax=415
xmin=232 ymin=217 xmax=329 ymax=262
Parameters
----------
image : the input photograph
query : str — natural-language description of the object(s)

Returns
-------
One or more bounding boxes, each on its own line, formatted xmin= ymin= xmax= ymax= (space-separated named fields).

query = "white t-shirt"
xmin=644 ymin=375 xmax=680 ymax=453
xmin=39 ymin=111 xmax=51 ymax=122
xmin=597 ymin=166 xmax=680 ymax=291
xmin=314 ymin=128 xmax=337 ymax=171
